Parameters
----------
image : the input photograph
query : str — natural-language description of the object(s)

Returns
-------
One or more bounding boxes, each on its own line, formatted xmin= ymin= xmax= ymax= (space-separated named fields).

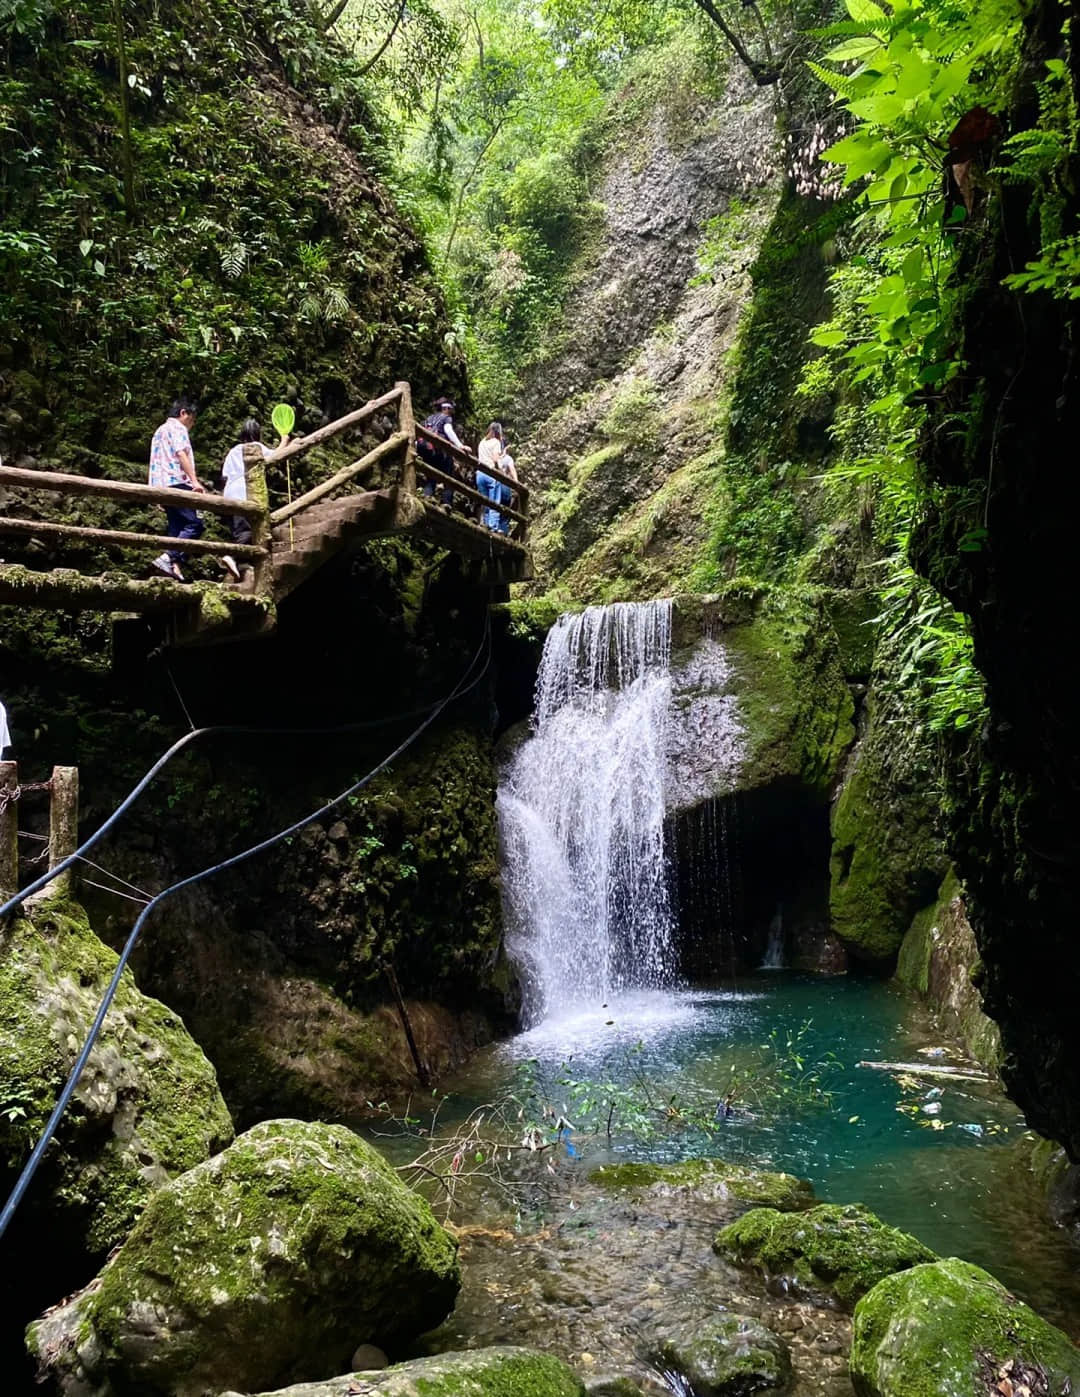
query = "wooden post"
xmin=0 ymin=761 xmax=18 ymax=906
xmin=397 ymin=381 xmax=417 ymax=496
xmin=48 ymin=766 xmax=79 ymax=896
xmin=243 ymin=443 xmax=272 ymax=600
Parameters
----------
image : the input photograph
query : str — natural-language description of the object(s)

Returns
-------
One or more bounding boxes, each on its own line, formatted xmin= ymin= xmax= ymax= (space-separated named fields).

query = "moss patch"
xmin=0 ymin=897 xmax=232 ymax=1264
xmin=895 ymin=870 xmax=1002 ymax=1072
xmin=28 ymin=1120 xmax=461 ymax=1397
xmin=850 ymin=1258 xmax=1080 ymax=1397
xmin=589 ymin=1158 xmax=814 ymax=1211
xmin=714 ymin=1203 xmax=936 ymax=1310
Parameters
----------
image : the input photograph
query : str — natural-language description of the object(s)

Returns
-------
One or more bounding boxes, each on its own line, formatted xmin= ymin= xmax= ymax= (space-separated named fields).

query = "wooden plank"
xmin=0 ymin=515 xmax=266 ymax=560
xmin=415 ymin=424 xmax=529 ymax=501
xmin=262 ymin=387 xmax=404 ymax=466
xmin=397 ymin=381 xmax=417 ymax=496
xmin=242 ymin=443 xmax=273 ymax=600
xmin=0 ymin=465 xmax=266 ymax=518
xmin=270 ymin=432 xmax=408 ymax=525
xmin=415 ymin=462 xmax=528 ymax=525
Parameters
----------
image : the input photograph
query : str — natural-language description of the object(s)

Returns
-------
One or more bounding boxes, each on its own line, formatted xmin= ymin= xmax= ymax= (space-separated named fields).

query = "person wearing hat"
xmin=419 ymin=396 xmax=469 ymax=507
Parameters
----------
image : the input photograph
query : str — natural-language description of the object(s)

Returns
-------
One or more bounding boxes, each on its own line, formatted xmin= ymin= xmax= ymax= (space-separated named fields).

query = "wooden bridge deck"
xmin=0 ymin=383 xmax=530 ymax=646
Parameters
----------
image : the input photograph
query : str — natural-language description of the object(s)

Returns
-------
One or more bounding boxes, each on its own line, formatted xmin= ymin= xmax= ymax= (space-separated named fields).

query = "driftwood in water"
xmin=857 ymin=1060 xmax=991 ymax=1083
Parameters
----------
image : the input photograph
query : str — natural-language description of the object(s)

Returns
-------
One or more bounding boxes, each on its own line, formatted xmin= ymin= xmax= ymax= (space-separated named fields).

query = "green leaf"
xmin=823 ymin=37 xmax=884 ymax=62
xmin=846 ymin=0 xmax=886 ymax=20
xmin=78 ymin=239 xmax=93 ymax=258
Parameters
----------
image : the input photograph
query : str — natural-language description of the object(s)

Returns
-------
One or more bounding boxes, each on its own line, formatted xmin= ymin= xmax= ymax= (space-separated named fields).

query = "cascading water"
xmin=498 ymin=600 xmax=676 ymax=1021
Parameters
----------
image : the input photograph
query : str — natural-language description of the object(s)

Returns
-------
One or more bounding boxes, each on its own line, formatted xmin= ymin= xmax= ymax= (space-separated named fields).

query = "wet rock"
xmin=217 ymin=1346 xmax=585 ymax=1395
xmin=849 ymin=1258 xmax=1080 ymax=1397
xmin=714 ymin=1203 xmax=935 ymax=1310
xmin=351 ymin=1344 xmax=389 ymax=1370
xmin=656 ymin=1313 xmax=792 ymax=1395
xmin=0 ymin=898 xmax=233 ymax=1285
xmin=584 ymin=1375 xmax=647 ymax=1396
xmin=589 ymin=1158 xmax=814 ymax=1212
xmin=27 ymin=1120 xmax=460 ymax=1397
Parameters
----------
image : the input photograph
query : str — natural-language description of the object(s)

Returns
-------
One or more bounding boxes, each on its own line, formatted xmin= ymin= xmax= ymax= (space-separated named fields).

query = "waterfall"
xmin=761 ymin=902 xmax=785 ymax=969
xmin=498 ymin=600 xmax=676 ymax=1021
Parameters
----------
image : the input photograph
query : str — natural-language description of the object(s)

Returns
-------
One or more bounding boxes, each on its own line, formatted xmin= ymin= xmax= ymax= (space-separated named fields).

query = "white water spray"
xmin=498 ymin=601 xmax=676 ymax=1021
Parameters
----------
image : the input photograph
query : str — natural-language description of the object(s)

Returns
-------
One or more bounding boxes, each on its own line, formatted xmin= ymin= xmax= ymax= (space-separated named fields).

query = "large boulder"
xmin=217 ymin=1346 xmax=585 ymax=1396
xmin=0 ymin=897 xmax=233 ymax=1274
xmin=714 ymin=1203 xmax=935 ymax=1309
xmin=850 ymin=1258 xmax=1080 ymax=1397
xmin=590 ymin=1158 xmax=814 ymax=1212
xmin=655 ymin=1314 xmax=791 ymax=1396
xmin=27 ymin=1119 xmax=461 ymax=1397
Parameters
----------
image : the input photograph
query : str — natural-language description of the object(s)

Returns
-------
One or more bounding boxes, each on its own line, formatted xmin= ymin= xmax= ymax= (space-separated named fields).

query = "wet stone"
xmin=654 ymin=1313 xmax=792 ymax=1396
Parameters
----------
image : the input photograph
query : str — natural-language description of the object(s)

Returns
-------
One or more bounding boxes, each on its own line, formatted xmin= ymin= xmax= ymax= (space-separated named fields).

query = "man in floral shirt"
xmin=149 ymin=397 xmax=204 ymax=581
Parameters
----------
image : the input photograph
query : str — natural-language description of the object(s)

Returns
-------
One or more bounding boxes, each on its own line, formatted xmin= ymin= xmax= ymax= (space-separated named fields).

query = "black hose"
xmin=0 ymin=619 xmax=491 ymax=1243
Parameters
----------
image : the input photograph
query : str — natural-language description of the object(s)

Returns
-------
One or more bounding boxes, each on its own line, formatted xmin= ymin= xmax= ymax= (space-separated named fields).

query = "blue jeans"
xmin=498 ymin=482 xmax=513 ymax=535
xmin=164 ymin=484 xmax=204 ymax=564
xmin=476 ymin=471 xmax=501 ymax=530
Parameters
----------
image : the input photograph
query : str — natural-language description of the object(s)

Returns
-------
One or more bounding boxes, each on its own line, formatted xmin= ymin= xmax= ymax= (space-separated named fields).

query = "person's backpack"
xmin=418 ymin=412 xmax=453 ymax=471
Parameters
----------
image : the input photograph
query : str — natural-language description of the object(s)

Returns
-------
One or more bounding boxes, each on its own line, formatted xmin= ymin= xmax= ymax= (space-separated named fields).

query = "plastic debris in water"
xmin=958 ymin=1122 xmax=985 ymax=1137
xmin=922 ymin=1101 xmax=942 ymax=1115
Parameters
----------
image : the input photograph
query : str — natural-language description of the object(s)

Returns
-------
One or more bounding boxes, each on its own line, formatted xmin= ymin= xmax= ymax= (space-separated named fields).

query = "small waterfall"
xmin=761 ymin=902 xmax=785 ymax=969
xmin=498 ymin=600 xmax=676 ymax=1021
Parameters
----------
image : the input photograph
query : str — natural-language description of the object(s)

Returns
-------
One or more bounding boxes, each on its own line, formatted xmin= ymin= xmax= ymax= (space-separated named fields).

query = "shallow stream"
xmin=381 ymin=974 xmax=1080 ymax=1392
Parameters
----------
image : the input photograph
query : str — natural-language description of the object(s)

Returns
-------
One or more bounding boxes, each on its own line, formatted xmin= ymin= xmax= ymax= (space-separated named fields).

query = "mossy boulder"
xmin=217 ymin=1347 xmax=585 ymax=1396
xmin=27 ymin=1119 xmax=461 ymax=1397
xmin=655 ymin=1314 xmax=791 ymax=1396
xmin=714 ymin=1203 xmax=936 ymax=1310
xmin=0 ymin=897 xmax=233 ymax=1271
xmin=895 ymin=869 xmax=1003 ymax=1072
xmin=589 ymin=1158 xmax=814 ymax=1212
xmin=849 ymin=1258 xmax=1080 ymax=1397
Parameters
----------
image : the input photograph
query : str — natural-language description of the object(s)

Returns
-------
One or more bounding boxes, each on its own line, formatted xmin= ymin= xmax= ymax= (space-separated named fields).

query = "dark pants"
xmin=164 ymin=485 xmax=204 ymax=565
xmin=229 ymin=514 xmax=252 ymax=547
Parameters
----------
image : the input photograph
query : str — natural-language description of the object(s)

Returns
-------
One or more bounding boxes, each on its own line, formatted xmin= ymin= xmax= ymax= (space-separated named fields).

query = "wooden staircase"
xmin=0 ymin=381 xmax=531 ymax=645
xmin=270 ymin=490 xmax=398 ymax=600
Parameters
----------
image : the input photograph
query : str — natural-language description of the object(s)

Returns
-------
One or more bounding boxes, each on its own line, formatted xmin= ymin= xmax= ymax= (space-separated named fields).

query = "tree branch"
xmin=356 ymin=0 xmax=407 ymax=76
xmin=688 ymin=0 xmax=779 ymax=84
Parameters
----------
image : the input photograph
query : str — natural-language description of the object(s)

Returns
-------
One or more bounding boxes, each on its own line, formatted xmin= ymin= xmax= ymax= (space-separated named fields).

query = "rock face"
xmin=217 ymin=1347 xmax=585 ymax=1397
xmin=0 ymin=897 xmax=233 ymax=1271
xmin=27 ymin=1120 xmax=460 ymax=1397
xmin=895 ymin=870 xmax=1003 ymax=1071
xmin=589 ymin=1158 xmax=814 ymax=1212
xmin=655 ymin=1314 xmax=792 ymax=1396
xmin=828 ymin=633 xmax=948 ymax=963
xmin=714 ymin=1204 xmax=936 ymax=1310
xmin=849 ymin=1258 xmax=1080 ymax=1397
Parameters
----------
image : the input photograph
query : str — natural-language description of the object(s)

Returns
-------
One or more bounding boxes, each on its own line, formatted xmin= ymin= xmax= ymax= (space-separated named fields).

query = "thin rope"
xmin=165 ymin=660 xmax=196 ymax=732
xmin=75 ymin=855 xmax=153 ymax=900
xmin=76 ymin=876 xmax=151 ymax=906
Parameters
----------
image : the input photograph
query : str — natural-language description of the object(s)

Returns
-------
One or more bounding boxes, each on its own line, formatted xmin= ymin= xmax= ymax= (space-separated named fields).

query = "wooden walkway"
xmin=0 ymin=383 xmax=530 ymax=646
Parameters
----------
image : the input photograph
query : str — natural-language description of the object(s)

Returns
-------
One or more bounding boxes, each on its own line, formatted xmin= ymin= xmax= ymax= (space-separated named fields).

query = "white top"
xmin=0 ymin=700 xmax=10 ymax=755
xmin=221 ymin=442 xmax=270 ymax=501
xmin=478 ymin=437 xmax=503 ymax=469
xmin=500 ymin=453 xmax=517 ymax=481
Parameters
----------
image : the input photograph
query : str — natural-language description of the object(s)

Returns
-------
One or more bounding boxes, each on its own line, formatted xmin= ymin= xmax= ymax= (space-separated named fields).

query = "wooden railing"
xmin=0 ymin=379 xmax=529 ymax=607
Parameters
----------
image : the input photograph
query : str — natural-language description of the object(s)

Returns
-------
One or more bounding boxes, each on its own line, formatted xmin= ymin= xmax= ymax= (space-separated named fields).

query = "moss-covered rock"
xmin=217 ymin=1347 xmax=585 ymax=1397
xmin=714 ymin=1203 xmax=936 ymax=1310
xmin=849 ymin=1258 xmax=1080 ymax=1397
xmin=829 ymin=630 xmax=948 ymax=963
xmin=666 ymin=587 xmax=854 ymax=810
xmin=1015 ymin=1132 xmax=1080 ymax=1238
xmin=0 ymin=897 xmax=233 ymax=1269
xmin=27 ymin=1119 xmax=460 ymax=1397
xmin=895 ymin=869 xmax=1003 ymax=1072
xmin=589 ymin=1158 xmax=814 ymax=1212
xmin=655 ymin=1314 xmax=791 ymax=1396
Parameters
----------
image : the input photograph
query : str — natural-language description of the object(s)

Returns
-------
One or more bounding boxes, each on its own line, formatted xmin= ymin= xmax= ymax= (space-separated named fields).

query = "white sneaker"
xmin=219 ymin=554 xmax=241 ymax=581
xmin=151 ymin=553 xmax=174 ymax=579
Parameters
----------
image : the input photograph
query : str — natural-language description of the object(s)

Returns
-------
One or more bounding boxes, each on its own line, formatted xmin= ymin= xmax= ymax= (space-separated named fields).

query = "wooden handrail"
xmin=413 ymin=461 xmax=529 ymax=526
xmin=415 ymin=424 xmax=528 ymax=501
xmin=0 ymin=516 xmax=266 ymax=560
xmin=270 ymin=432 xmax=409 ymax=526
xmin=263 ymin=386 xmax=404 ymax=466
xmin=0 ymin=465 xmax=266 ymax=519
